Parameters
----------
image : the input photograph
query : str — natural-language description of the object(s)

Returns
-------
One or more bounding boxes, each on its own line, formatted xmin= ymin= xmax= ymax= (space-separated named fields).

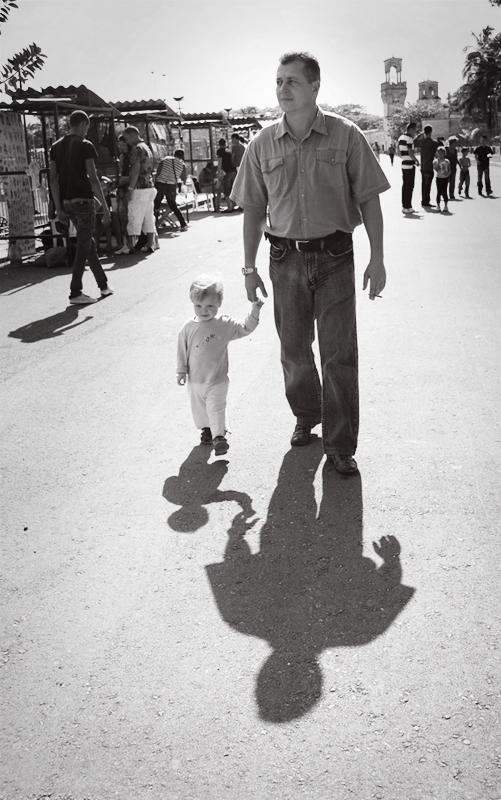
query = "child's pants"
xmin=459 ymin=170 xmax=470 ymax=195
xmin=436 ymin=177 xmax=449 ymax=206
xmin=188 ymin=380 xmax=229 ymax=438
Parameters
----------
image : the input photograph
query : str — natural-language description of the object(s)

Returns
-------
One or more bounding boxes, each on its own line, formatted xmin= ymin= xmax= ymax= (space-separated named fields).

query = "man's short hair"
xmin=69 ymin=110 xmax=90 ymax=128
xmin=461 ymin=147 xmax=468 ymax=153
xmin=123 ymin=126 xmax=140 ymax=136
xmin=407 ymin=122 xmax=417 ymax=131
xmin=231 ymin=133 xmax=239 ymax=140
xmin=218 ymin=138 xmax=226 ymax=147
xmin=279 ymin=51 xmax=320 ymax=83
xmin=423 ymin=125 xmax=432 ymax=135
xmin=448 ymin=135 xmax=458 ymax=144
xmin=174 ymin=149 xmax=184 ymax=159
xmin=481 ymin=134 xmax=488 ymax=140
xmin=189 ymin=274 xmax=224 ymax=303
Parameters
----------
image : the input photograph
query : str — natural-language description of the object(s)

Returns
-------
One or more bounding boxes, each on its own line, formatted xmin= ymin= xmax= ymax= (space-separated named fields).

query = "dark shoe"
xmin=213 ymin=435 xmax=229 ymax=456
xmin=200 ymin=427 xmax=212 ymax=444
xmin=290 ymin=424 xmax=312 ymax=446
xmin=328 ymin=454 xmax=358 ymax=474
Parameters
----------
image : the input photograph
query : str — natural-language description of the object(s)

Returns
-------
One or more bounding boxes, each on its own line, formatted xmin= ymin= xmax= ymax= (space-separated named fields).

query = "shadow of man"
xmin=162 ymin=445 xmax=256 ymax=533
xmin=206 ymin=444 xmax=415 ymax=723
xmin=8 ymin=307 xmax=93 ymax=343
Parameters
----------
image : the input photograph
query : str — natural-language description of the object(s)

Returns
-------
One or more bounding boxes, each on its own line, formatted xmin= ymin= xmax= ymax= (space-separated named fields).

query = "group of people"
xmin=397 ymin=123 xmax=494 ymax=213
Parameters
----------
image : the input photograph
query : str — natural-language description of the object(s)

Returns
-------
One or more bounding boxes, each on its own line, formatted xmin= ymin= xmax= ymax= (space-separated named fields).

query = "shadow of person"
xmin=8 ymin=307 xmax=93 ymax=343
xmin=206 ymin=444 xmax=415 ymax=723
xmin=162 ymin=445 xmax=256 ymax=533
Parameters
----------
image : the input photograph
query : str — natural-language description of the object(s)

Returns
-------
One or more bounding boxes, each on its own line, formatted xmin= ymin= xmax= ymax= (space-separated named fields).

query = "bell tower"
xmin=381 ymin=57 xmax=407 ymax=147
xmin=417 ymin=80 xmax=440 ymax=103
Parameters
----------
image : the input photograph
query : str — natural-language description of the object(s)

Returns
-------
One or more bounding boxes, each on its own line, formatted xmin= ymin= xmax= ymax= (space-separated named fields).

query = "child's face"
xmin=437 ymin=150 xmax=445 ymax=160
xmin=193 ymin=290 xmax=221 ymax=322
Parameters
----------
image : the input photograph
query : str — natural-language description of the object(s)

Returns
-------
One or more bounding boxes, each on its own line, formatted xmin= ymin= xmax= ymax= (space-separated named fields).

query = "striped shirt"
xmin=398 ymin=134 xmax=416 ymax=169
xmin=156 ymin=156 xmax=185 ymax=185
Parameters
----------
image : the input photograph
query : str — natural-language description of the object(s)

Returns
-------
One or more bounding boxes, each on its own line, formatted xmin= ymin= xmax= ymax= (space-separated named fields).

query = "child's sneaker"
xmin=200 ymin=427 xmax=212 ymax=444
xmin=213 ymin=435 xmax=229 ymax=456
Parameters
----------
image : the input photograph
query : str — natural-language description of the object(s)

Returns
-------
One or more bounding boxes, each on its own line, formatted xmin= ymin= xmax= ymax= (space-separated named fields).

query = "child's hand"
xmin=177 ymin=373 xmax=187 ymax=385
xmin=253 ymin=298 xmax=264 ymax=309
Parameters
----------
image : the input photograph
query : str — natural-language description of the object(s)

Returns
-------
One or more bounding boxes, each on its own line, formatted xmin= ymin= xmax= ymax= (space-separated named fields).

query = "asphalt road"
xmin=1 ymin=157 xmax=500 ymax=800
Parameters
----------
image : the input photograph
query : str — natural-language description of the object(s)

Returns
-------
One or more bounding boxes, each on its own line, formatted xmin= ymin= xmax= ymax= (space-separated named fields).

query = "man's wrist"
xmin=242 ymin=266 xmax=257 ymax=275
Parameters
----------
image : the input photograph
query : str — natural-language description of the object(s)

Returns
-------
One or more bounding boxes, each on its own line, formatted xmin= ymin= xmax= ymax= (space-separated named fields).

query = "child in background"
xmin=458 ymin=148 xmax=471 ymax=198
xmin=177 ymin=274 xmax=263 ymax=456
xmin=433 ymin=147 xmax=451 ymax=212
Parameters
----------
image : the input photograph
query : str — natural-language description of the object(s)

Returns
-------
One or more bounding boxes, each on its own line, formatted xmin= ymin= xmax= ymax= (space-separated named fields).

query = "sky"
xmin=1 ymin=0 xmax=499 ymax=116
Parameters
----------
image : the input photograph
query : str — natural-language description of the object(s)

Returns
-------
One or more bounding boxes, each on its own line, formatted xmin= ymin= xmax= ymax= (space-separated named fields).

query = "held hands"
xmin=363 ymin=258 xmax=386 ymax=301
xmin=177 ymin=373 xmax=187 ymax=385
xmin=245 ymin=272 xmax=268 ymax=302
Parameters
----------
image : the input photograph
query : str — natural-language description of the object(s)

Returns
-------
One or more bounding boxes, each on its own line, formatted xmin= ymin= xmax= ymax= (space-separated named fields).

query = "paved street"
xmin=1 ymin=156 xmax=500 ymax=800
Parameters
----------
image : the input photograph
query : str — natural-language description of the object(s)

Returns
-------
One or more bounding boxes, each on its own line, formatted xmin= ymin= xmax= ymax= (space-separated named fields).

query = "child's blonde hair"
xmin=189 ymin=273 xmax=224 ymax=303
xmin=436 ymin=146 xmax=446 ymax=155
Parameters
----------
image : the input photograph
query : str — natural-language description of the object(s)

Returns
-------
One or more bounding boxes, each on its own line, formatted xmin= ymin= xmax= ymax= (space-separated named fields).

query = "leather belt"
xmin=265 ymin=230 xmax=348 ymax=253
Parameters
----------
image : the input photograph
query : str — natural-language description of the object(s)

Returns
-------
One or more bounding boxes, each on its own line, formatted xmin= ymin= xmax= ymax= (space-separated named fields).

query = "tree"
xmin=460 ymin=26 xmax=501 ymax=129
xmin=0 ymin=1 xmax=46 ymax=94
xmin=319 ymin=103 xmax=383 ymax=130
xmin=386 ymin=101 xmax=442 ymax=140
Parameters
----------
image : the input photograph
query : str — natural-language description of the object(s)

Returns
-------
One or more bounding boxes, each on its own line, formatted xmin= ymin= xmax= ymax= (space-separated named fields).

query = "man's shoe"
xmin=402 ymin=207 xmax=415 ymax=214
xmin=100 ymin=286 xmax=114 ymax=297
xmin=213 ymin=435 xmax=229 ymax=456
xmin=180 ymin=225 xmax=188 ymax=232
xmin=140 ymin=246 xmax=154 ymax=254
xmin=200 ymin=427 xmax=212 ymax=444
xmin=291 ymin=424 xmax=312 ymax=446
xmin=69 ymin=293 xmax=98 ymax=305
xmin=115 ymin=246 xmax=133 ymax=255
xmin=328 ymin=454 xmax=358 ymax=474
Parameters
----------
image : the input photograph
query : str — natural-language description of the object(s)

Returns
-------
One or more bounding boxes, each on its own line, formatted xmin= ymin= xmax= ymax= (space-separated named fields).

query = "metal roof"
xmin=112 ymin=98 xmax=177 ymax=116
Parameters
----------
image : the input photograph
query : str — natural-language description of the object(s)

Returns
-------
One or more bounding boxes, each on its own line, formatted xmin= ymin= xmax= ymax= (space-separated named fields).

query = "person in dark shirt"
xmin=417 ymin=125 xmax=438 ymax=207
xmin=474 ymin=135 xmax=494 ymax=196
xmin=445 ymin=136 xmax=459 ymax=199
xmin=50 ymin=109 xmax=113 ymax=305
xmin=217 ymin=138 xmax=237 ymax=213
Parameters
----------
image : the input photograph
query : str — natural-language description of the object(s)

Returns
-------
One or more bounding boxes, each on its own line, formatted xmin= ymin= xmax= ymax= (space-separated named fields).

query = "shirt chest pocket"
xmin=317 ymin=148 xmax=346 ymax=188
xmin=262 ymin=156 xmax=285 ymax=198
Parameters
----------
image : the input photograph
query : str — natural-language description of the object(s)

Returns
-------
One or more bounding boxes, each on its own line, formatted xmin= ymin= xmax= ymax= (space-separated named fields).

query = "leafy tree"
xmin=386 ymin=101 xmax=442 ymax=140
xmin=488 ymin=0 xmax=500 ymax=7
xmin=0 ymin=1 xmax=46 ymax=94
xmin=320 ymin=103 xmax=383 ymax=130
xmin=460 ymin=26 xmax=501 ymax=129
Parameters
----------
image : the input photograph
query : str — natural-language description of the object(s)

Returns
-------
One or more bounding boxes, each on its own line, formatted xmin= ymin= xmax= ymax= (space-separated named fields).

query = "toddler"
xmin=458 ymin=148 xmax=471 ymax=198
xmin=177 ymin=274 xmax=263 ymax=455
xmin=433 ymin=147 xmax=451 ymax=212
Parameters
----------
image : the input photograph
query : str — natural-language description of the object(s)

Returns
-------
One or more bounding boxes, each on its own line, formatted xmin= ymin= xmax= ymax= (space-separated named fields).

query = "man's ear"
xmin=312 ymin=80 xmax=320 ymax=98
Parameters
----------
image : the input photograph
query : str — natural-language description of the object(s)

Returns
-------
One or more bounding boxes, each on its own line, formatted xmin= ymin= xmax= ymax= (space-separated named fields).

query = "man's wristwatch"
xmin=242 ymin=266 xmax=257 ymax=275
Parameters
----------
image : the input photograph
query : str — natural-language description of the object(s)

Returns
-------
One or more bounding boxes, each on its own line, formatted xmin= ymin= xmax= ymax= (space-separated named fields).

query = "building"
xmin=381 ymin=57 xmax=407 ymax=149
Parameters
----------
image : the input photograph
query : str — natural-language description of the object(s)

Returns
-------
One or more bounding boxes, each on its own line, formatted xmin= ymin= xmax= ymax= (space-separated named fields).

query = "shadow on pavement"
xmin=8 ymin=306 xmax=94 ymax=343
xmin=163 ymin=445 xmax=256 ymax=532
xmin=0 ymin=264 xmax=71 ymax=295
xmin=206 ymin=443 xmax=415 ymax=723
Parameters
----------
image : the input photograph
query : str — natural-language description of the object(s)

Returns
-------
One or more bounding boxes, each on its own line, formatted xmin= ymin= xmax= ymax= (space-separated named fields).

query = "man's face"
xmin=123 ymin=131 xmax=138 ymax=146
xmin=276 ymin=60 xmax=319 ymax=114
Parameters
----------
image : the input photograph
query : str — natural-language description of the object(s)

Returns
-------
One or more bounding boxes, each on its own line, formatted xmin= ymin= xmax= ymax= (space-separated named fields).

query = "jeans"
xmin=421 ymin=170 xmax=434 ymax=205
xmin=477 ymin=165 xmax=492 ymax=194
xmin=458 ymin=170 xmax=470 ymax=195
xmin=402 ymin=168 xmax=415 ymax=208
xmin=436 ymin=177 xmax=449 ymax=205
xmin=154 ymin=182 xmax=186 ymax=227
xmin=269 ymin=233 xmax=358 ymax=456
xmin=449 ymin=166 xmax=457 ymax=198
xmin=63 ymin=199 xmax=108 ymax=299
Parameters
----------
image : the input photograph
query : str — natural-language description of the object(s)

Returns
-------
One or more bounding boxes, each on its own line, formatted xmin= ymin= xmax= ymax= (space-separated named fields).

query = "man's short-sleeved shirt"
xmin=231 ymin=142 xmax=246 ymax=169
xmin=398 ymin=133 xmax=416 ymax=169
xmin=474 ymin=145 xmax=493 ymax=167
xmin=217 ymin=147 xmax=235 ymax=174
xmin=230 ymin=108 xmax=390 ymax=239
xmin=129 ymin=141 xmax=154 ymax=188
xmin=419 ymin=137 xmax=438 ymax=171
xmin=50 ymin=134 xmax=98 ymax=201
xmin=156 ymin=156 xmax=185 ymax=185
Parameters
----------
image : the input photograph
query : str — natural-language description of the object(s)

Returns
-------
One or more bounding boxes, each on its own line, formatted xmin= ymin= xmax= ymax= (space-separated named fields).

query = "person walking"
xmin=154 ymin=149 xmax=188 ymax=231
xmin=474 ymin=135 xmax=494 ymax=196
xmin=49 ymin=109 xmax=113 ymax=305
xmin=418 ymin=125 xmax=438 ymax=207
xmin=122 ymin=126 xmax=156 ymax=254
xmin=398 ymin=122 xmax=419 ymax=213
xmin=388 ymin=143 xmax=396 ymax=165
xmin=217 ymin=138 xmax=237 ymax=212
xmin=230 ymin=51 xmax=390 ymax=474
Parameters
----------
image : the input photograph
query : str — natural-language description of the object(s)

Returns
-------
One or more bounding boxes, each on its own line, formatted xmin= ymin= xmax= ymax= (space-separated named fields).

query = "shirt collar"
xmin=275 ymin=106 xmax=328 ymax=140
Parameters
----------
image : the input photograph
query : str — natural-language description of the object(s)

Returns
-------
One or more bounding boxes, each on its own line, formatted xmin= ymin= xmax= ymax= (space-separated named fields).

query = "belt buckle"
xmin=295 ymin=239 xmax=310 ymax=252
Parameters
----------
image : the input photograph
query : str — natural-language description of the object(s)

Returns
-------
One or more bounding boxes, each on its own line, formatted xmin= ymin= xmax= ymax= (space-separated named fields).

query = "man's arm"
xmin=49 ymin=160 xmax=66 ymax=223
xmin=86 ymin=159 xmax=111 ymax=225
xmin=127 ymin=159 xmax=140 ymax=193
xmin=360 ymin=196 xmax=386 ymax=301
xmin=242 ymin=207 xmax=268 ymax=301
xmin=408 ymin=139 xmax=419 ymax=166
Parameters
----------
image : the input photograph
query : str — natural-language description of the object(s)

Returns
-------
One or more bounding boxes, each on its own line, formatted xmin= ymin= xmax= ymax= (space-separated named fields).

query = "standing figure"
xmin=445 ymin=136 xmax=459 ymax=200
xmin=217 ymin=139 xmax=237 ymax=212
xmin=154 ymin=149 xmax=188 ymax=231
xmin=177 ymin=274 xmax=263 ymax=456
xmin=398 ymin=121 xmax=419 ymax=213
xmin=433 ymin=146 xmax=451 ymax=212
xmin=388 ymin=143 xmax=396 ymax=165
xmin=230 ymin=51 xmax=390 ymax=474
xmin=122 ymin=126 xmax=156 ymax=254
xmin=49 ymin=109 xmax=113 ymax=305
xmin=458 ymin=148 xmax=471 ymax=198
xmin=419 ymin=125 xmax=438 ymax=207
xmin=474 ymin=135 xmax=493 ymax=196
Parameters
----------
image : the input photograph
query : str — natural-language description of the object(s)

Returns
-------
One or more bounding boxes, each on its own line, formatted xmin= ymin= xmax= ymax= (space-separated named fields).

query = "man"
xmin=122 ymin=126 xmax=156 ymax=253
xmin=474 ymin=135 xmax=494 ymax=196
xmin=154 ymin=149 xmax=188 ymax=231
xmin=231 ymin=51 xmax=390 ymax=474
xmin=398 ymin=122 xmax=419 ymax=213
xmin=418 ymin=125 xmax=438 ymax=207
xmin=231 ymin=133 xmax=246 ymax=171
xmin=445 ymin=136 xmax=459 ymax=200
xmin=217 ymin=138 xmax=237 ymax=213
xmin=50 ymin=109 xmax=113 ymax=305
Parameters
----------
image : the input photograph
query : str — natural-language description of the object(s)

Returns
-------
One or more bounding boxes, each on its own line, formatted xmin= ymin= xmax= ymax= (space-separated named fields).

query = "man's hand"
xmin=363 ymin=258 xmax=386 ymax=300
xmin=245 ymin=272 xmax=268 ymax=302
xmin=56 ymin=208 xmax=67 ymax=225
xmin=177 ymin=373 xmax=187 ymax=386
xmin=102 ymin=208 xmax=111 ymax=227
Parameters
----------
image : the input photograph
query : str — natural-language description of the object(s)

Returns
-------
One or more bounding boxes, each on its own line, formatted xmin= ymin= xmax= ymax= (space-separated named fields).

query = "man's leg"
xmin=313 ymin=236 xmax=358 ymax=456
xmin=449 ymin=167 xmax=457 ymax=198
xmin=269 ymin=244 xmax=322 ymax=430
xmin=65 ymin=200 xmax=107 ymax=298
xmin=165 ymin=184 xmax=187 ymax=227
xmin=477 ymin=165 xmax=484 ymax=194
xmin=421 ymin=171 xmax=432 ymax=205
xmin=485 ymin=166 xmax=492 ymax=194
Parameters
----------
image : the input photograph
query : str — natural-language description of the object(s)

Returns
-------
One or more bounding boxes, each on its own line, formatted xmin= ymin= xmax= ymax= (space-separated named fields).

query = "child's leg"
xmin=465 ymin=172 xmax=470 ymax=196
xmin=187 ymin=381 xmax=211 ymax=429
xmin=205 ymin=381 xmax=229 ymax=438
